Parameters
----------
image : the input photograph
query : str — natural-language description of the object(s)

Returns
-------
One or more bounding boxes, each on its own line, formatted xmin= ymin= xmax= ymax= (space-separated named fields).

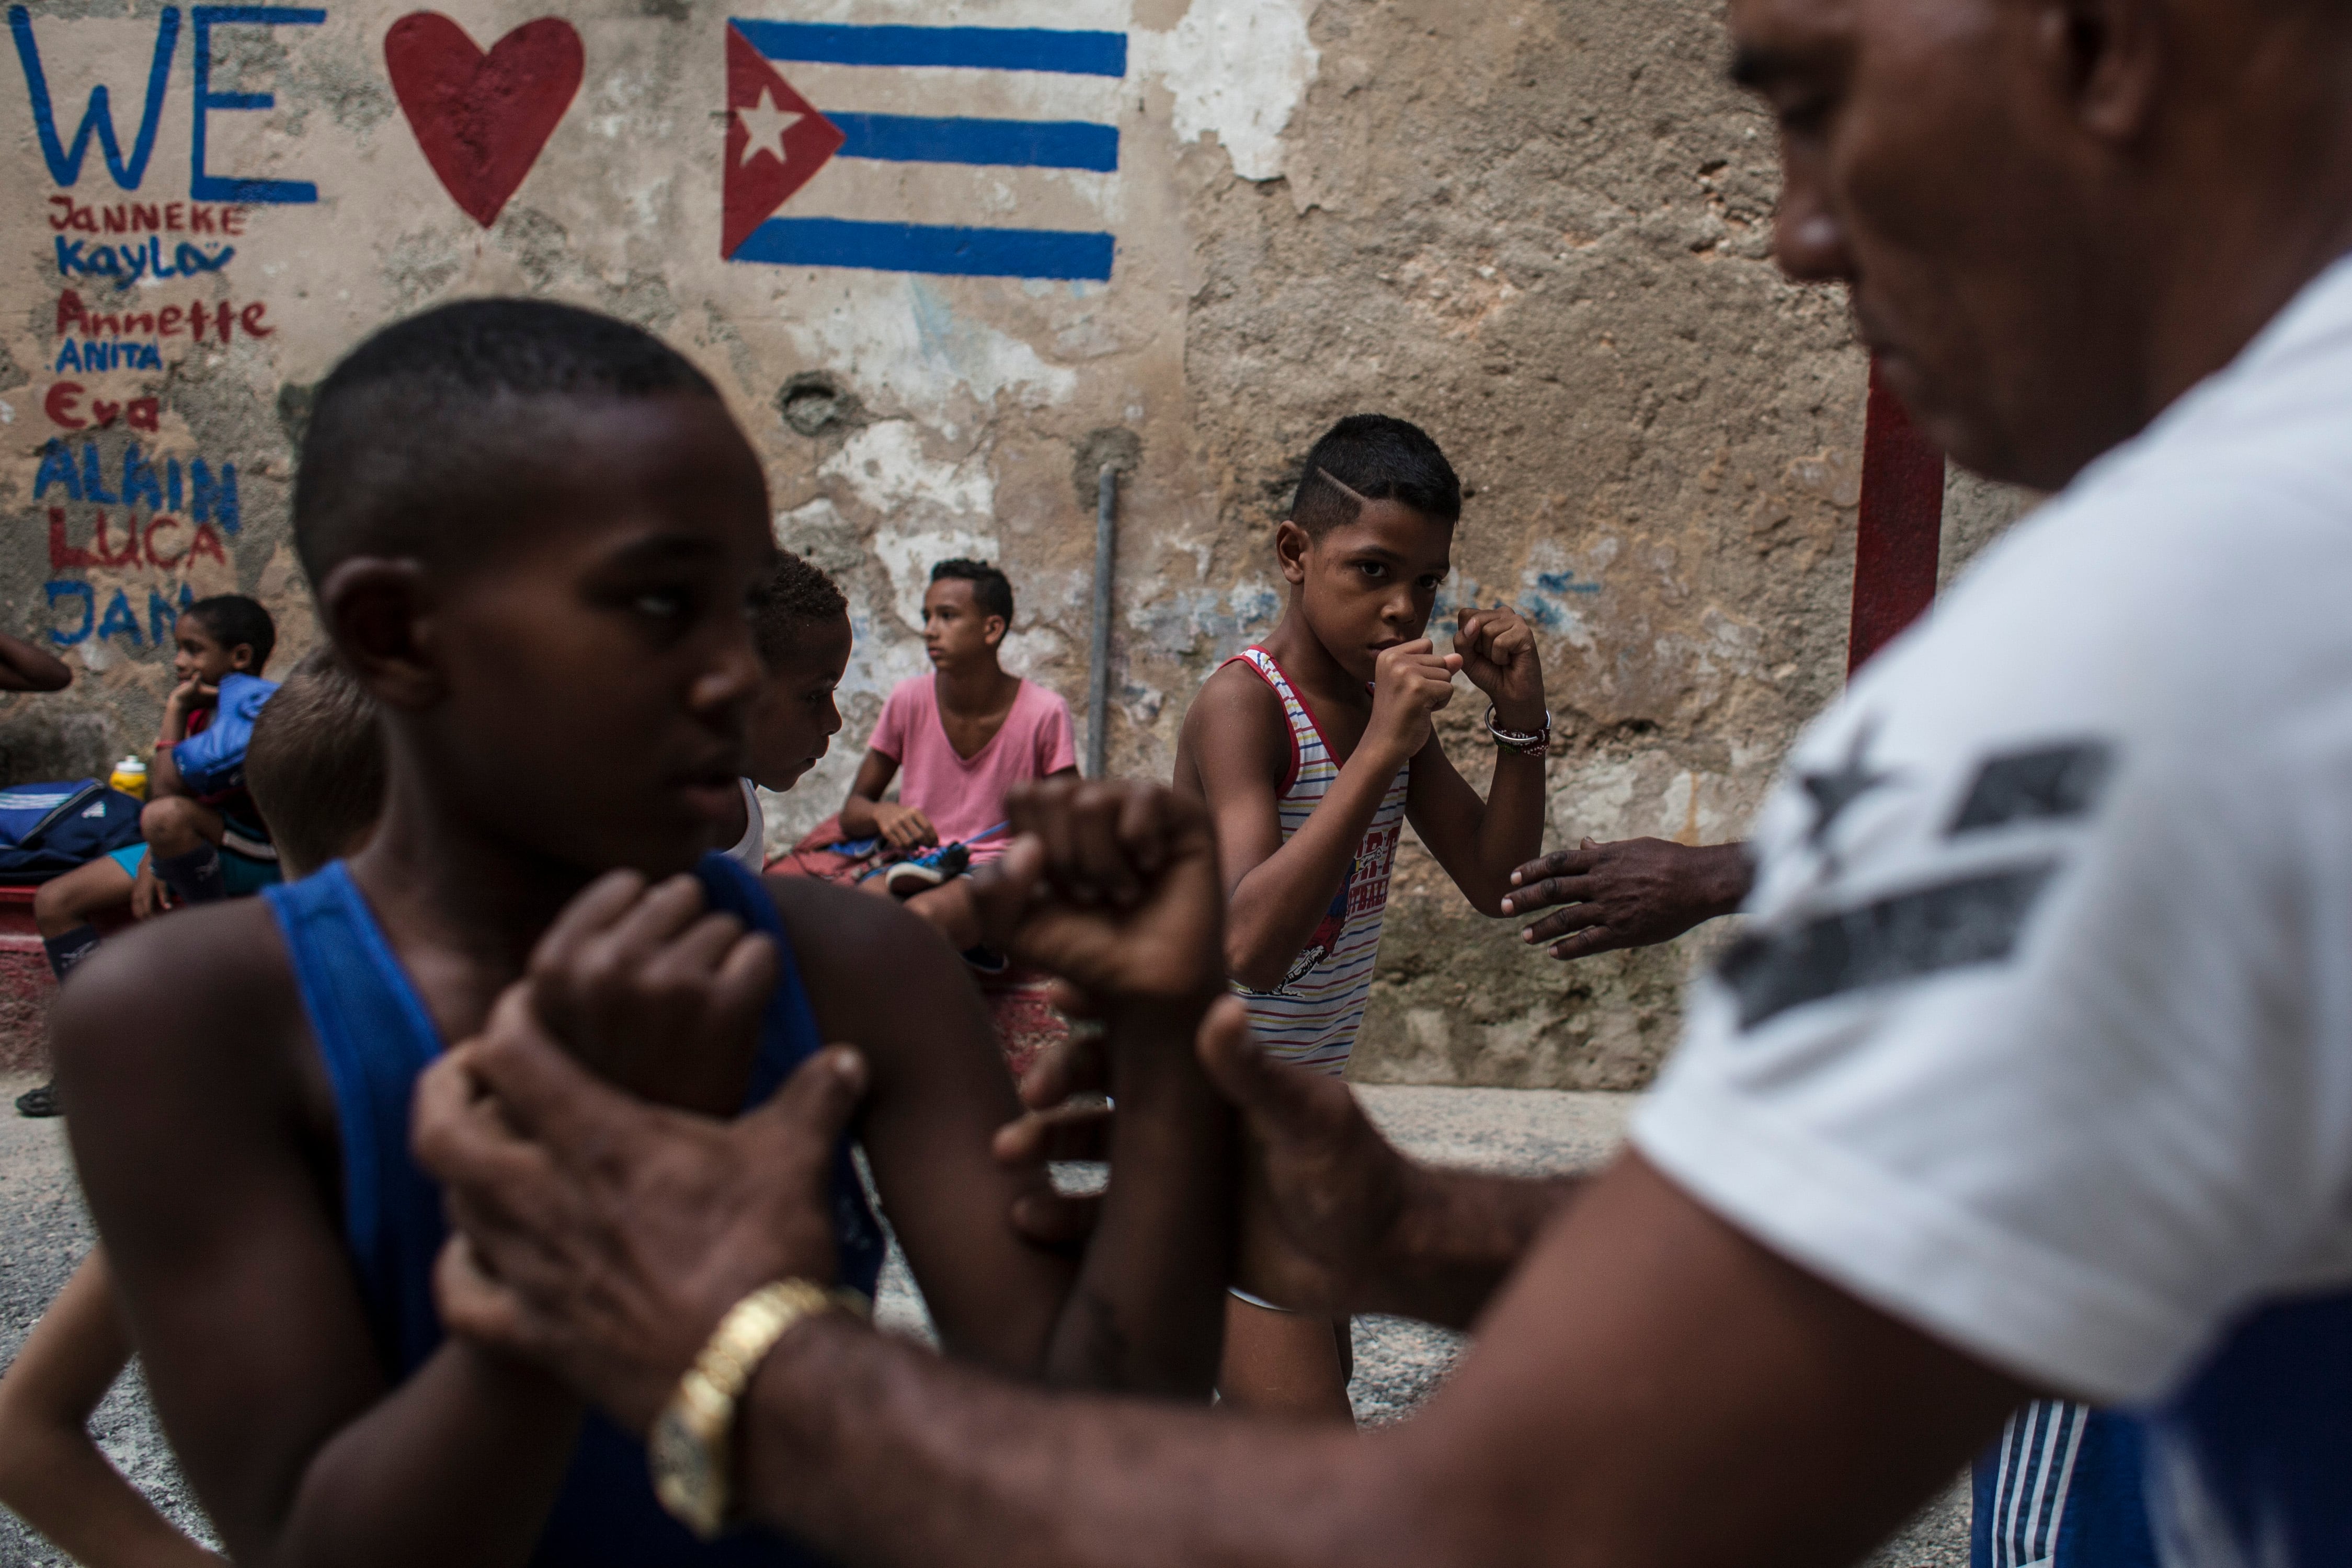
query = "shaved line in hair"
xmin=1287 ymin=414 xmax=1462 ymax=538
xmin=1315 ymin=466 xmax=1371 ymax=507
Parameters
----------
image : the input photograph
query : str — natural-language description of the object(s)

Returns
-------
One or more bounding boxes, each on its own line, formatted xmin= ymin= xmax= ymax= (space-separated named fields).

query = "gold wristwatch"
xmin=648 ymin=1278 xmax=869 ymax=1539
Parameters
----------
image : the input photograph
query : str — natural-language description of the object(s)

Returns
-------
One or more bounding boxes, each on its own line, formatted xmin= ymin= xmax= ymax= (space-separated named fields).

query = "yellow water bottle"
xmin=109 ymin=754 xmax=149 ymax=800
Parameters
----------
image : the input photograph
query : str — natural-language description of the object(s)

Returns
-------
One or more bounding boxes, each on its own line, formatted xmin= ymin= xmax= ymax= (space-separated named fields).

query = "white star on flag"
xmin=735 ymin=86 xmax=803 ymax=169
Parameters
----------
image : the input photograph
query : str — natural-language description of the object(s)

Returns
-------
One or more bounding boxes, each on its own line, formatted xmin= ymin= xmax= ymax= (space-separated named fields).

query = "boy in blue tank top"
xmin=51 ymin=301 xmax=1238 ymax=1568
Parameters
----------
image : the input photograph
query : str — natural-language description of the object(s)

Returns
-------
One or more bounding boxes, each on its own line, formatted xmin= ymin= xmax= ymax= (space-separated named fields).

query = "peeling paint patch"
xmin=784 ymin=278 xmax=1078 ymax=416
xmin=870 ymin=524 xmax=1002 ymax=632
xmin=1001 ymin=623 xmax=1072 ymax=678
xmin=820 ymin=420 xmax=994 ymax=520
xmin=1126 ymin=579 xmax=1267 ymax=659
xmin=1135 ymin=0 xmax=1320 ymax=182
xmin=1226 ymin=577 xmax=1282 ymax=630
xmin=1511 ymin=588 xmax=1588 ymax=645
xmin=1118 ymin=679 xmax=1163 ymax=725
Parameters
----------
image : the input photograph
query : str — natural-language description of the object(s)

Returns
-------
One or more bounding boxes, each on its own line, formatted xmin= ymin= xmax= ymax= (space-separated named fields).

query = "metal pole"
xmin=1086 ymin=462 xmax=1118 ymax=779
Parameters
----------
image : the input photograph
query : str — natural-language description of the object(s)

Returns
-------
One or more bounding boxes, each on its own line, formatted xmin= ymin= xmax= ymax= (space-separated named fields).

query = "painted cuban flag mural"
xmin=723 ymin=18 xmax=1124 ymax=281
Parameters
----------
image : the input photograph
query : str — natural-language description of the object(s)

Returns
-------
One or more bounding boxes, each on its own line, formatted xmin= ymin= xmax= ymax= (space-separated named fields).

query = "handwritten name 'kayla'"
xmin=55 ymin=235 xmax=234 ymax=290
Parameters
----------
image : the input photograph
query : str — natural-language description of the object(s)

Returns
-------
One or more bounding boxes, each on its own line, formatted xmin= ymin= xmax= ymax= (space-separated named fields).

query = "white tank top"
xmin=723 ymin=777 xmax=767 ymax=872
xmin=1225 ymin=647 xmax=1409 ymax=1075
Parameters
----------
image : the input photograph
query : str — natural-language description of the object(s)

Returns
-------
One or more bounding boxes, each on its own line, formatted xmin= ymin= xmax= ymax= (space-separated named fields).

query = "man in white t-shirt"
xmin=409 ymin=1 xmax=2352 ymax=1563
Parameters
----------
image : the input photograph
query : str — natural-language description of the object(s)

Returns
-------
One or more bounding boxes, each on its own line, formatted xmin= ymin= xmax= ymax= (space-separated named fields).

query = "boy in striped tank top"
xmin=1175 ymin=415 xmax=1549 ymax=1421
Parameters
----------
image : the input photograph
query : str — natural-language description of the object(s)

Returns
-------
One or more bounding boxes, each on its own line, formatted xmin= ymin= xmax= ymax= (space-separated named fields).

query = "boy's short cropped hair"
xmin=930 ymin=558 xmax=1013 ymax=626
xmin=292 ymin=298 xmax=720 ymax=585
xmin=244 ymin=647 xmax=387 ymax=878
xmin=187 ymin=594 xmax=277 ymax=672
xmin=750 ymin=552 xmax=849 ymax=666
xmin=1289 ymin=415 xmax=1463 ymax=538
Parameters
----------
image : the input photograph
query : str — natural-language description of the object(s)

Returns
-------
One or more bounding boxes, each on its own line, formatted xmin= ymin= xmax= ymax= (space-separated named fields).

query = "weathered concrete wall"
xmin=0 ymin=0 xmax=2031 ymax=1086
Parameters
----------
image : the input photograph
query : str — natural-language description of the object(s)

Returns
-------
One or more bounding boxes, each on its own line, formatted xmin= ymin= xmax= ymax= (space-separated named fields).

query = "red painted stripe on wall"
xmin=1847 ymin=359 xmax=1947 ymax=676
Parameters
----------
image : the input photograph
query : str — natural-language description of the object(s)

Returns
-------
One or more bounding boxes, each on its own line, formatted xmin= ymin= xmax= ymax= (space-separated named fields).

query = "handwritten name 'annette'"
xmin=49 ymin=291 xmax=275 ymax=371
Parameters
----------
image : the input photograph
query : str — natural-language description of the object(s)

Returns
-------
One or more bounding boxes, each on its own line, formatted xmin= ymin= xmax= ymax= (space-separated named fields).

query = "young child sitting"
xmin=135 ymin=596 xmax=282 ymax=903
xmin=838 ymin=559 xmax=1077 ymax=957
xmin=18 ymin=596 xmax=280 ymax=1119
xmin=711 ymin=553 xmax=851 ymax=872
xmin=0 ymin=647 xmax=382 ymax=1568
xmin=51 ymin=300 xmax=1235 ymax=1568
xmin=1174 ymin=413 xmax=1548 ymax=1422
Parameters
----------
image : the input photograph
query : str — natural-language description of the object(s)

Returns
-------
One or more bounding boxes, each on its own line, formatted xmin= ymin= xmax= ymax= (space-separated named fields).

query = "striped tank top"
xmin=1226 ymin=646 xmax=1410 ymax=1075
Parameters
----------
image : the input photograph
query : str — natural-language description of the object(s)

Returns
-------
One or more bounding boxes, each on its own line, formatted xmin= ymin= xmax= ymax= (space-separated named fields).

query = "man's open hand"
xmin=524 ymin=870 xmax=778 ymax=1116
xmin=1501 ymin=837 xmax=1753 ymax=960
xmin=413 ymin=999 xmax=868 ymax=1435
xmin=966 ymin=779 xmax=1224 ymax=1008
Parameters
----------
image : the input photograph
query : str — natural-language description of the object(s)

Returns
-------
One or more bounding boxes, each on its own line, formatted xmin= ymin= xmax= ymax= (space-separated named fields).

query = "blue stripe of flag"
xmin=829 ymin=113 xmax=1117 ymax=173
xmin=734 ymin=217 xmax=1113 ymax=281
xmin=734 ymin=20 xmax=1126 ymax=77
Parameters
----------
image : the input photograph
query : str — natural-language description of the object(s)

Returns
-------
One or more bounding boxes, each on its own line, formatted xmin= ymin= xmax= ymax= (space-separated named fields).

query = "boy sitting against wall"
xmin=51 ymin=300 xmax=1236 ymax=1568
xmin=31 ymin=595 xmax=280 ymax=958
xmin=837 ymin=559 xmax=1077 ymax=960
xmin=0 ymin=646 xmax=382 ymax=1568
xmin=19 ymin=596 xmax=279 ymax=1119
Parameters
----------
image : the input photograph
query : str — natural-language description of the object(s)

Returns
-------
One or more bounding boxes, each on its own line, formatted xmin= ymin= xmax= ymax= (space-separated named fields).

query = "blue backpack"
xmin=174 ymin=672 xmax=278 ymax=798
xmin=0 ymin=780 xmax=146 ymax=883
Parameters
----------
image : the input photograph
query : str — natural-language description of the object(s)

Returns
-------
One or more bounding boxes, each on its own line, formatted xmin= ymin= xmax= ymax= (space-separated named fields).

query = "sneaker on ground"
xmin=885 ymin=842 xmax=972 ymax=897
xmin=15 ymin=1081 xmax=60 ymax=1118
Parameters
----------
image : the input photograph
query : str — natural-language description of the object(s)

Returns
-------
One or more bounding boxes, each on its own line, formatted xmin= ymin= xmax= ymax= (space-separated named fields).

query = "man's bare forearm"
xmin=0 ymin=632 xmax=73 ymax=692
xmin=743 ymin=1317 xmax=1436 ymax=1568
xmin=1355 ymin=1164 xmax=1581 ymax=1329
xmin=1040 ymin=999 xmax=1238 ymax=1395
xmin=1684 ymin=842 xmax=1754 ymax=923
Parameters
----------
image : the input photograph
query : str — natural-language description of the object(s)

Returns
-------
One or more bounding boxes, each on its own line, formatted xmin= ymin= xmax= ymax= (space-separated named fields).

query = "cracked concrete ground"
xmin=1 ymin=1074 xmax=1963 ymax=1567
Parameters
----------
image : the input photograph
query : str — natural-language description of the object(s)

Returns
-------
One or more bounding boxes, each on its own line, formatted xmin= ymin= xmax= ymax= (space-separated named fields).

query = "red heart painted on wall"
xmin=385 ymin=13 xmax=584 ymax=228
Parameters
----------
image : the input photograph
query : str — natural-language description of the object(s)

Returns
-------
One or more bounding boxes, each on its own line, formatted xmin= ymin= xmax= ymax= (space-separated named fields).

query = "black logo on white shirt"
xmin=1799 ymin=720 xmax=1899 ymax=878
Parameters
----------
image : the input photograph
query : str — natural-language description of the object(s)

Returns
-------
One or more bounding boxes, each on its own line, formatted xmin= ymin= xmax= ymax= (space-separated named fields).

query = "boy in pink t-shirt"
xmin=841 ymin=559 xmax=1077 ymax=956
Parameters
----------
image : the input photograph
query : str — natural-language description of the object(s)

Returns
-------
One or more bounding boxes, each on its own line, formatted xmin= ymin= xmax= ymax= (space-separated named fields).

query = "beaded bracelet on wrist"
xmin=1487 ymin=706 xmax=1551 ymax=760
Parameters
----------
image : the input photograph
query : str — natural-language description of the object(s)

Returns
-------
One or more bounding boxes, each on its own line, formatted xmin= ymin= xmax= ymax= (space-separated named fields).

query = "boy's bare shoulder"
xmin=758 ymin=875 xmax=992 ymax=1062
xmin=760 ymin=876 xmax=960 ymax=995
xmin=51 ymin=899 xmax=305 ymax=1099
xmin=1178 ymin=659 xmax=1288 ymax=759
xmin=761 ymin=873 xmax=897 ymax=947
